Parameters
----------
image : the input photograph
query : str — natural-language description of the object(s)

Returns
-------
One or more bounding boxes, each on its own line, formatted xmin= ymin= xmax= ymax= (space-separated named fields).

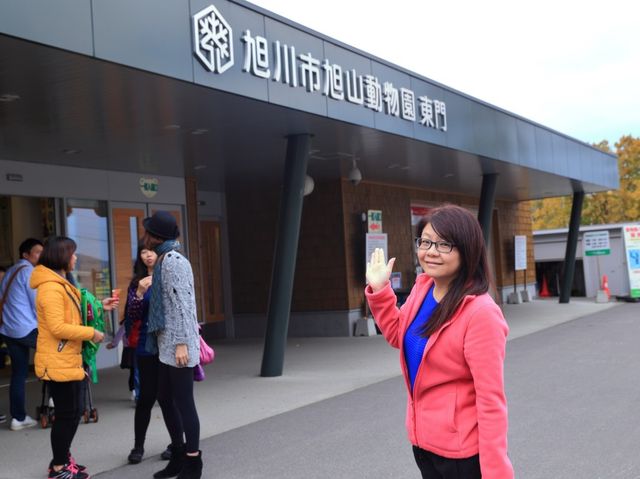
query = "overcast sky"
xmin=248 ymin=0 xmax=639 ymax=146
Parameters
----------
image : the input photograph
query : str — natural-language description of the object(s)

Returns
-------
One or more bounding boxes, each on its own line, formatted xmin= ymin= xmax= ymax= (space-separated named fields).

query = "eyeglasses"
xmin=415 ymin=238 xmax=456 ymax=253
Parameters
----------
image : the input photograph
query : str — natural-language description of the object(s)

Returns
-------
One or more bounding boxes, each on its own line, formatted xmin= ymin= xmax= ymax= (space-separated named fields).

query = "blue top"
xmin=403 ymin=284 xmax=438 ymax=392
xmin=0 ymin=259 xmax=38 ymax=339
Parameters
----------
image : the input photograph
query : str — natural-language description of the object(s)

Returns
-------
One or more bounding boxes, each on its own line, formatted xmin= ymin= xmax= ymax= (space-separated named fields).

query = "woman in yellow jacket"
xmin=31 ymin=236 xmax=118 ymax=479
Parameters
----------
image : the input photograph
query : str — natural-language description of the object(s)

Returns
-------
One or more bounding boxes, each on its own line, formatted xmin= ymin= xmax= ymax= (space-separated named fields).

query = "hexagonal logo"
xmin=193 ymin=4 xmax=234 ymax=74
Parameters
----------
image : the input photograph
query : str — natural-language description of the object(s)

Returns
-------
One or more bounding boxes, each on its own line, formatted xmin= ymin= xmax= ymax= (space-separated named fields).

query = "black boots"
xmin=177 ymin=451 xmax=202 ymax=479
xmin=153 ymin=444 xmax=185 ymax=478
xmin=127 ymin=447 xmax=144 ymax=464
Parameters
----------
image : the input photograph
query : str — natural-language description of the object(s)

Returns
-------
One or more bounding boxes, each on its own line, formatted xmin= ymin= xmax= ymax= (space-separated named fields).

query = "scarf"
xmin=145 ymin=239 xmax=180 ymax=354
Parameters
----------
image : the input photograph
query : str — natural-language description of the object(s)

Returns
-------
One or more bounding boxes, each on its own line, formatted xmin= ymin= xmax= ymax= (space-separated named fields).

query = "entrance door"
xmin=110 ymin=203 xmax=147 ymax=312
xmin=199 ymin=220 xmax=224 ymax=322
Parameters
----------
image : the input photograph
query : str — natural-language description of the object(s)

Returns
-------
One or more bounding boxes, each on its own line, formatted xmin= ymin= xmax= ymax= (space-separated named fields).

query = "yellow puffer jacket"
xmin=30 ymin=265 xmax=95 ymax=382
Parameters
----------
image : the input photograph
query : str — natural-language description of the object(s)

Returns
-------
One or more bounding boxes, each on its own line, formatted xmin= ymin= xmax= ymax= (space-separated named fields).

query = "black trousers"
xmin=134 ymin=354 xmax=159 ymax=448
xmin=49 ymin=380 xmax=83 ymax=466
xmin=157 ymin=362 xmax=200 ymax=453
xmin=412 ymin=446 xmax=481 ymax=479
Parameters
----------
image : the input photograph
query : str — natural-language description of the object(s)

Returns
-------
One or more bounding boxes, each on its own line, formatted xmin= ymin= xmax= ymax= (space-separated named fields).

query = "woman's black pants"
xmin=49 ymin=380 xmax=83 ymax=466
xmin=412 ymin=446 xmax=481 ymax=479
xmin=134 ymin=354 xmax=160 ymax=448
xmin=157 ymin=362 xmax=200 ymax=453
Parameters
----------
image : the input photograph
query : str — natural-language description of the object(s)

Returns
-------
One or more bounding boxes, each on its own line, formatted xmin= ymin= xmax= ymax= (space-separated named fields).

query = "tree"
xmin=531 ymin=135 xmax=640 ymax=230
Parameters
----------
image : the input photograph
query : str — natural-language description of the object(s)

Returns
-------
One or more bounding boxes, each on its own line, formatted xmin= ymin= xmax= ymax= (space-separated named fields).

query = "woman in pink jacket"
xmin=365 ymin=204 xmax=514 ymax=479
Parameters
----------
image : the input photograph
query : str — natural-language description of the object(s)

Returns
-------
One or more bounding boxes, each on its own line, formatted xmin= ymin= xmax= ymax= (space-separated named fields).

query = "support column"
xmin=261 ymin=134 xmax=311 ymax=377
xmin=477 ymin=173 xmax=498 ymax=246
xmin=559 ymin=191 xmax=584 ymax=303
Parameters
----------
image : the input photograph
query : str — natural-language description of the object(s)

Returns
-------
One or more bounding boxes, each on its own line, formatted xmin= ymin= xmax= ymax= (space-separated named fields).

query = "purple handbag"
xmin=193 ymin=363 xmax=205 ymax=382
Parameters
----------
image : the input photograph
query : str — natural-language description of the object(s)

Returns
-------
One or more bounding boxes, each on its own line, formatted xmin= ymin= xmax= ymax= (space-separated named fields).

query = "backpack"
xmin=80 ymin=288 xmax=105 ymax=383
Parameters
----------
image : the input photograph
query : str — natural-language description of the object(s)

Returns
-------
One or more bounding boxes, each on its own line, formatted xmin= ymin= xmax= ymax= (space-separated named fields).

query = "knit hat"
xmin=143 ymin=211 xmax=180 ymax=240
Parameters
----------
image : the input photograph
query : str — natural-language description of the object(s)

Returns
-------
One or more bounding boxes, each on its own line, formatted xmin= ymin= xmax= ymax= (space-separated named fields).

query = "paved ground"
xmin=0 ymin=297 xmax=630 ymax=478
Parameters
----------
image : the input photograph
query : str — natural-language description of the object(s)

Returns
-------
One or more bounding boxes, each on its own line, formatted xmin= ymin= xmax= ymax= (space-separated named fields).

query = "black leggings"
xmin=157 ymin=362 xmax=200 ymax=453
xmin=49 ymin=380 xmax=83 ymax=466
xmin=134 ymin=354 xmax=160 ymax=448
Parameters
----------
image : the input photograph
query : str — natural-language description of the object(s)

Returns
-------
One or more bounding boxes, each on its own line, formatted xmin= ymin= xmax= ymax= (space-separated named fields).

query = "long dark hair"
xmin=129 ymin=243 xmax=151 ymax=289
xmin=417 ymin=205 xmax=491 ymax=337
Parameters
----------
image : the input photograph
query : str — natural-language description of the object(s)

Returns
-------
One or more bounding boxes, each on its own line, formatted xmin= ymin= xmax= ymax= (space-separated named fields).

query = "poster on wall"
xmin=410 ymin=204 xmax=432 ymax=228
xmin=367 ymin=210 xmax=382 ymax=233
xmin=622 ymin=225 xmax=640 ymax=298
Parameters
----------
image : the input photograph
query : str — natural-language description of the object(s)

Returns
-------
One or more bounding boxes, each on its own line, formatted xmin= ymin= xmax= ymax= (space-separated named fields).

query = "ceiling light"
xmin=62 ymin=148 xmax=81 ymax=155
xmin=164 ymin=124 xmax=181 ymax=130
xmin=304 ymin=174 xmax=315 ymax=196
xmin=443 ymin=173 xmax=454 ymax=178
xmin=348 ymin=158 xmax=362 ymax=186
xmin=0 ymin=93 xmax=20 ymax=103
xmin=191 ymin=128 xmax=208 ymax=135
xmin=194 ymin=164 xmax=207 ymax=170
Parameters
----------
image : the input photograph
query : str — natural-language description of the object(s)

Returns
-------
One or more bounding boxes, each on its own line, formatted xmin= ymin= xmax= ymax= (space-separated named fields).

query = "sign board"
xmin=192 ymin=4 xmax=449 ymax=133
xmin=583 ymin=230 xmax=611 ymax=256
xmin=365 ymin=233 xmax=388 ymax=281
xmin=367 ymin=210 xmax=382 ymax=233
xmin=514 ymin=235 xmax=527 ymax=271
xmin=622 ymin=225 xmax=640 ymax=298
xmin=139 ymin=177 xmax=159 ymax=198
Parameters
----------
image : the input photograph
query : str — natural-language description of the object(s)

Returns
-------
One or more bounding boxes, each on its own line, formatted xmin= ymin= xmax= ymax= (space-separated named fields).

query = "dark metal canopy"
xmin=0 ymin=0 xmax=619 ymax=200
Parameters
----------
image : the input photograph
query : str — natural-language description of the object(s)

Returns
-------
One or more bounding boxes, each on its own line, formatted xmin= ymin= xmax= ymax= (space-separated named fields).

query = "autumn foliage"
xmin=531 ymin=135 xmax=640 ymax=230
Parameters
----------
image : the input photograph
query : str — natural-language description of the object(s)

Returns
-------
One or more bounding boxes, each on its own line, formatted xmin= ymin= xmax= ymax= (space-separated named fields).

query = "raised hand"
xmin=366 ymin=248 xmax=396 ymax=292
xmin=102 ymin=297 xmax=119 ymax=311
xmin=137 ymin=276 xmax=153 ymax=298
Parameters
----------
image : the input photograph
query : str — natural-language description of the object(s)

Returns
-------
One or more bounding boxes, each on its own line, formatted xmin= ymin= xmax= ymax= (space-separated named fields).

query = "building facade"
xmin=0 ymin=0 xmax=619 ymax=371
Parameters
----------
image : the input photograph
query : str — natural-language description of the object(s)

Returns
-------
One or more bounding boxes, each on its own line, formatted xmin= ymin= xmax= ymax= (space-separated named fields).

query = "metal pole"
xmin=559 ymin=191 xmax=584 ymax=303
xmin=477 ymin=173 xmax=498 ymax=247
xmin=261 ymin=134 xmax=311 ymax=377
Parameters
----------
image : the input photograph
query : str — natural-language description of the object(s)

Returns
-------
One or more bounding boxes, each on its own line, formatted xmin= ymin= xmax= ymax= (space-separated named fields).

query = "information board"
xmin=583 ymin=230 xmax=611 ymax=256
xmin=622 ymin=225 xmax=640 ymax=298
xmin=514 ymin=235 xmax=527 ymax=271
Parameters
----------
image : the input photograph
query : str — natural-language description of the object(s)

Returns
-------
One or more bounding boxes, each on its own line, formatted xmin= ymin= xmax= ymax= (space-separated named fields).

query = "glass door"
xmin=110 ymin=203 xmax=147 ymax=307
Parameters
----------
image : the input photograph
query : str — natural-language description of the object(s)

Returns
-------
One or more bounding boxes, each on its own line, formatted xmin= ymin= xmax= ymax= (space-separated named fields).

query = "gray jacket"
xmin=157 ymin=251 xmax=200 ymax=368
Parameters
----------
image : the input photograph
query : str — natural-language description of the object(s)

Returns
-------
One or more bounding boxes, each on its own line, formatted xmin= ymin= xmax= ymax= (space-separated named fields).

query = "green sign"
xmin=585 ymin=249 xmax=611 ymax=256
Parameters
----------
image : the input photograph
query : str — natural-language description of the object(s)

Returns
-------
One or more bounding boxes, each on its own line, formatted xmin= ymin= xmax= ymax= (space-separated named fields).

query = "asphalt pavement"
xmin=0 ymin=297 xmax=635 ymax=478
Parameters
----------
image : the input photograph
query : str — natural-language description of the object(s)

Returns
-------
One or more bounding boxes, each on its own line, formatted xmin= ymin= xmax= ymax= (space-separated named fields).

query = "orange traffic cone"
xmin=539 ymin=275 xmax=551 ymax=297
xmin=601 ymin=274 xmax=611 ymax=299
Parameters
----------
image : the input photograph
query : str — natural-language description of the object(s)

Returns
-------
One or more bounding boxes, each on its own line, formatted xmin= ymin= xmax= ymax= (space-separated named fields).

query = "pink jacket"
xmin=366 ymin=275 xmax=514 ymax=479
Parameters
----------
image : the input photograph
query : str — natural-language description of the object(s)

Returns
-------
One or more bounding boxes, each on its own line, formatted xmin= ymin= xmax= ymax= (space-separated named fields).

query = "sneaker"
xmin=128 ymin=446 xmax=144 ymax=464
xmin=68 ymin=454 xmax=87 ymax=473
xmin=0 ymin=412 xmax=6 ymax=424
xmin=47 ymin=462 xmax=88 ymax=479
xmin=48 ymin=453 xmax=89 ymax=479
xmin=49 ymin=455 xmax=87 ymax=475
xmin=10 ymin=415 xmax=37 ymax=431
